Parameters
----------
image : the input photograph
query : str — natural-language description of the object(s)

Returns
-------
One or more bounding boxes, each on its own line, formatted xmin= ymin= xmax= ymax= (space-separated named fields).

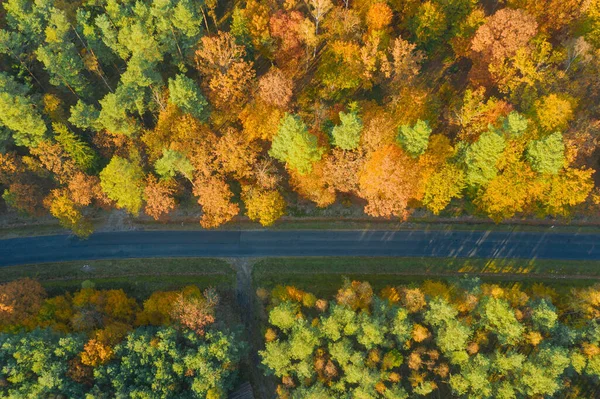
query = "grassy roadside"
xmin=0 ymin=258 xmax=235 ymax=298
xmin=136 ymin=218 xmax=600 ymax=233
xmin=2 ymin=216 xmax=600 ymax=240
xmin=253 ymin=257 xmax=600 ymax=297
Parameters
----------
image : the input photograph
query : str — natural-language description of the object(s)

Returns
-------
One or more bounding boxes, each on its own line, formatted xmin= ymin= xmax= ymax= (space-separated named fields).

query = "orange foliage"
xmin=193 ymin=176 xmax=240 ymax=228
xmin=323 ymin=149 xmax=365 ymax=194
xmin=401 ymin=288 xmax=426 ymax=313
xmin=215 ymin=128 xmax=259 ymax=179
xmin=258 ymin=68 xmax=294 ymax=109
xmin=30 ymin=141 xmax=77 ymax=184
xmin=366 ymin=2 xmax=393 ymax=31
xmin=240 ymin=100 xmax=284 ymax=142
xmin=269 ymin=11 xmax=312 ymax=72
xmin=336 ymin=280 xmax=373 ymax=311
xmin=195 ymin=31 xmax=255 ymax=109
xmin=144 ymin=175 xmax=177 ymax=221
xmin=3 ymin=182 xmax=46 ymax=216
xmin=360 ymin=112 xmax=397 ymax=152
xmin=170 ymin=288 xmax=218 ymax=335
xmin=470 ymin=9 xmax=538 ymax=86
xmin=0 ymin=278 xmax=46 ymax=329
xmin=0 ymin=152 xmax=20 ymax=185
xmin=358 ymin=144 xmax=422 ymax=218
xmin=507 ymin=0 xmax=584 ymax=32
xmin=68 ymin=172 xmax=103 ymax=207
xmin=288 ymin=160 xmax=336 ymax=207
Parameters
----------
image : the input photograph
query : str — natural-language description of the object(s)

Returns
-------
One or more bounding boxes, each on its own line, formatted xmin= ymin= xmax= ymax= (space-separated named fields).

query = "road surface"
xmin=0 ymin=230 xmax=599 ymax=266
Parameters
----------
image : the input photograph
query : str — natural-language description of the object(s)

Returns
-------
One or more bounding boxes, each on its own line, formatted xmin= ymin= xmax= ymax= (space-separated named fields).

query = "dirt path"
xmin=227 ymin=258 xmax=276 ymax=399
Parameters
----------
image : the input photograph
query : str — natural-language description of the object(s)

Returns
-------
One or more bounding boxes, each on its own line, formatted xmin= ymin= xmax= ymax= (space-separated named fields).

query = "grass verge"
xmin=0 ymin=258 xmax=235 ymax=298
xmin=253 ymin=257 xmax=600 ymax=297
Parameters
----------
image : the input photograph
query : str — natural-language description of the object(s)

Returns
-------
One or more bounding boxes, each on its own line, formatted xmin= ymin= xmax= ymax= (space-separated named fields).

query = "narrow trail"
xmin=228 ymin=258 xmax=276 ymax=399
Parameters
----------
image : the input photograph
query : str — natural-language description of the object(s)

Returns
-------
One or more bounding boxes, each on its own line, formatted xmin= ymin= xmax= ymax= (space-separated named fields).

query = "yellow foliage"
xmin=421 ymin=281 xmax=451 ymax=301
xmin=525 ymin=331 xmax=543 ymax=346
xmin=536 ymin=167 xmax=594 ymax=217
xmin=535 ymin=94 xmax=576 ymax=132
xmin=243 ymin=187 xmax=286 ymax=226
xmin=80 ymin=339 xmax=114 ymax=367
xmin=380 ymin=287 xmax=401 ymax=303
xmin=240 ymin=101 xmax=284 ymax=142
xmin=423 ymin=164 xmax=465 ymax=215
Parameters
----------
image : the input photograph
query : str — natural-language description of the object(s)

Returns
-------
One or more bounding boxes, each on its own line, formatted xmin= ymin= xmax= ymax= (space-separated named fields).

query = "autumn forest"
xmin=1 ymin=0 xmax=599 ymax=234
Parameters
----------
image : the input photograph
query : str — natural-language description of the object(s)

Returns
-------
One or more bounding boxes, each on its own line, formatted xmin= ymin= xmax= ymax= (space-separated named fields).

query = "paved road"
xmin=0 ymin=230 xmax=599 ymax=266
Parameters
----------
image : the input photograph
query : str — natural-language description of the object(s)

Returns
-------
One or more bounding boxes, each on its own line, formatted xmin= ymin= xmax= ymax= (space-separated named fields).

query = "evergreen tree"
xmin=396 ymin=119 xmax=432 ymax=157
xmin=269 ymin=114 xmax=325 ymax=175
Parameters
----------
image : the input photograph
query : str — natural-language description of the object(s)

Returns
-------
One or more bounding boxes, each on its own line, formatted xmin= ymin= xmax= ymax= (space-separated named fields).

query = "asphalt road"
xmin=0 ymin=230 xmax=599 ymax=266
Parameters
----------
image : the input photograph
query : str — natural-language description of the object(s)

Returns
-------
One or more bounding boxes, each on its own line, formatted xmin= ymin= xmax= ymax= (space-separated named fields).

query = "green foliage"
xmin=97 ymin=92 xmax=139 ymax=136
xmin=0 ymin=329 xmax=86 ymax=398
xmin=269 ymin=114 xmax=325 ymax=175
xmin=531 ymin=299 xmax=558 ymax=331
xmin=396 ymin=119 xmax=432 ymax=157
xmin=269 ymin=301 xmax=299 ymax=332
xmin=526 ymin=132 xmax=565 ymax=175
xmin=331 ymin=112 xmax=363 ymax=150
xmin=68 ymin=100 xmax=100 ymax=131
xmin=100 ymin=156 xmax=145 ymax=215
xmin=0 ymin=0 xmax=597 ymax=230
xmin=53 ymin=123 xmax=98 ymax=172
xmin=168 ymin=74 xmax=209 ymax=121
xmin=36 ymin=9 xmax=88 ymax=96
xmin=477 ymin=297 xmax=524 ymax=346
xmin=94 ymin=326 xmax=244 ymax=398
xmin=0 ymin=282 xmax=245 ymax=399
xmin=154 ymin=148 xmax=194 ymax=180
xmin=0 ymin=127 xmax=12 ymax=153
xmin=0 ymin=73 xmax=47 ymax=147
xmin=262 ymin=280 xmax=600 ymax=398
xmin=230 ymin=7 xmax=252 ymax=48
xmin=409 ymin=1 xmax=447 ymax=50
xmin=502 ymin=111 xmax=528 ymax=137
xmin=464 ymin=130 xmax=506 ymax=186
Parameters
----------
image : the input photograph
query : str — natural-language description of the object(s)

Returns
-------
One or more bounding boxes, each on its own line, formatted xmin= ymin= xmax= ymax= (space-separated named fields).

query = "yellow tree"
xmin=423 ymin=164 xmax=465 ymax=215
xmin=243 ymin=186 xmax=286 ymax=226
xmin=534 ymin=94 xmax=576 ymax=132
xmin=45 ymin=189 xmax=94 ymax=238
xmin=215 ymin=128 xmax=260 ymax=179
xmin=536 ymin=167 xmax=594 ymax=217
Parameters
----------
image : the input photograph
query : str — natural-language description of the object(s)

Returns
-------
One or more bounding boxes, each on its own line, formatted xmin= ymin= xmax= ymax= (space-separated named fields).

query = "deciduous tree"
xmin=359 ymin=144 xmax=422 ymax=218
xmin=243 ymin=186 xmax=286 ymax=226
xmin=99 ymin=156 xmax=145 ymax=215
